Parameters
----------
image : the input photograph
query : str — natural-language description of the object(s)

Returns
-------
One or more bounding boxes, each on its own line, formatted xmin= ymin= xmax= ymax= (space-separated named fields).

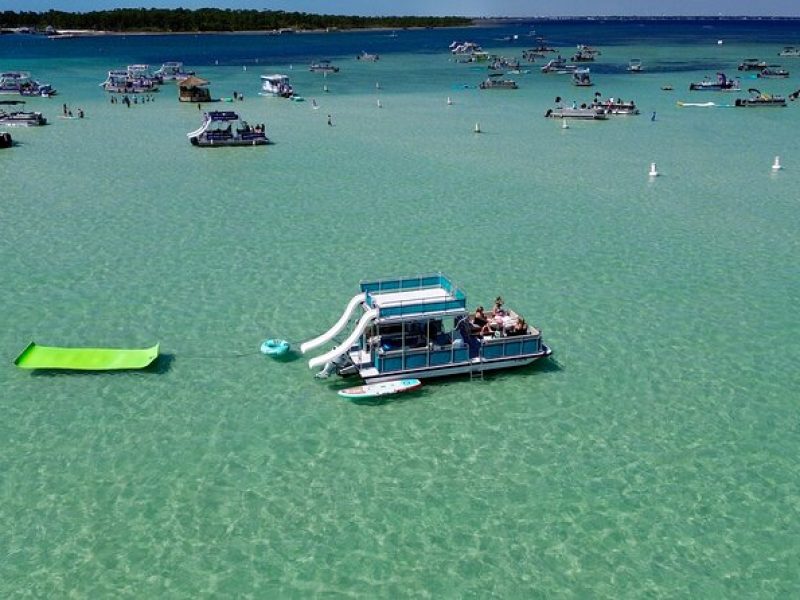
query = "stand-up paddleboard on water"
xmin=338 ymin=378 xmax=422 ymax=399
xmin=677 ymin=101 xmax=716 ymax=107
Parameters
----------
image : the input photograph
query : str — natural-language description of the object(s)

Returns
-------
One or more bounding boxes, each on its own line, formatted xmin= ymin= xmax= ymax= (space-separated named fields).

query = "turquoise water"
xmin=3 ymin=23 xmax=800 ymax=596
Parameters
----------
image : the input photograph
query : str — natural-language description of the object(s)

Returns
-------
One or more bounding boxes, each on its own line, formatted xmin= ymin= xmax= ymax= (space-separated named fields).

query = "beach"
xmin=2 ymin=20 xmax=800 ymax=596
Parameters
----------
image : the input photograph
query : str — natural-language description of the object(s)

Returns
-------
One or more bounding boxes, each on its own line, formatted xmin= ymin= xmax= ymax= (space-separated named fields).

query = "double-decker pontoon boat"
xmin=154 ymin=62 xmax=195 ymax=81
xmin=260 ymin=74 xmax=295 ymax=98
xmin=186 ymin=111 xmax=269 ymax=146
xmin=302 ymin=273 xmax=551 ymax=383
xmin=0 ymin=72 xmax=56 ymax=97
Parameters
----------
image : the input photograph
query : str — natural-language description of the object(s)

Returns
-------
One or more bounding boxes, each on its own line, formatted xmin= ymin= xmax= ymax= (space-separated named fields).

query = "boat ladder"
xmin=469 ymin=359 xmax=484 ymax=382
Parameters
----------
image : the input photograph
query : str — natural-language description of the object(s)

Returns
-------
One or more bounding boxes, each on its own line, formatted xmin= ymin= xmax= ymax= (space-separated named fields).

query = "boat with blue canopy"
xmin=187 ymin=111 xmax=269 ymax=147
xmin=302 ymin=273 xmax=551 ymax=383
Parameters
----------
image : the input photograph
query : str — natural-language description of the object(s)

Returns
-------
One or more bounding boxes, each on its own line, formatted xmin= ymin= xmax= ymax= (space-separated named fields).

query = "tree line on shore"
xmin=1 ymin=9 xmax=471 ymax=32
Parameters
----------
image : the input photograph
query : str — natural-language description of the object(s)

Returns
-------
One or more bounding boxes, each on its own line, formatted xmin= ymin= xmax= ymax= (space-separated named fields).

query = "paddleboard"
xmin=338 ymin=378 xmax=422 ymax=399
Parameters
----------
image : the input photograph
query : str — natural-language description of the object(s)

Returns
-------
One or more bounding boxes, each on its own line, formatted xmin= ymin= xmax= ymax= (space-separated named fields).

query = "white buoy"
xmin=323 ymin=84 xmax=329 ymax=93
xmin=242 ymin=65 xmax=247 ymax=71
xmin=377 ymin=99 xmax=382 ymax=108
xmin=289 ymin=64 xmax=293 ymax=70
xmin=474 ymin=122 xmax=481 ymax=133
xmin=561 ymin=119 xmax=569 ymax=129
xmin=447 ymin=96 xmax=453 ymax=105
xmin=717 ymin=39 xmax=723 ymax=45
xmin=376 ymin=82 xmax=381 ymax=89
xmin=649 ymin=162 xmax=659 ymax=177
xmin=772 ymin=156 xmax=782 ymax=171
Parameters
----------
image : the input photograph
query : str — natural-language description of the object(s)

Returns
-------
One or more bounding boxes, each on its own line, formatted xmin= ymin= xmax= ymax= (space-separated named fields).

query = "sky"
xmin=5 ymin=1 xmax=800 ymax=17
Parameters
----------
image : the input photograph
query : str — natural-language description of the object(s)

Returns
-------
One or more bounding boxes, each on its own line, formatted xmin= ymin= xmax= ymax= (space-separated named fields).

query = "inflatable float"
xmin=14 ymin=342 xmax=159 ymax=370
xmin=260 ymin=338 xmax=290 ymax=356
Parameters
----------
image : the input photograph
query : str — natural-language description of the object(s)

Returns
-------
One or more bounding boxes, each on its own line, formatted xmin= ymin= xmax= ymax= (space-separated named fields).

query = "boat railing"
xmin=374 ymin=332 xmax=543 ymax=374
xmin=361 ymin=272 xmax=463 ymax=298
xmin=360 ymin=272 xmax=467 ymax=316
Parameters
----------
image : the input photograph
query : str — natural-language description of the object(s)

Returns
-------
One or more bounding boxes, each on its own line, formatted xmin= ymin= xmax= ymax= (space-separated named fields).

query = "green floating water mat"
xmin=14 ymin=342 xmax=160 ymax=371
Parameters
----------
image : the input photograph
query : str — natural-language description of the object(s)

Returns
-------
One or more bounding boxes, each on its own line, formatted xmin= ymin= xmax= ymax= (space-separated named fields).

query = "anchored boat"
xmin=734 ymin=88 xmax=787 ymax=107
xmin=260 ymin=74 xmax=295 ymax=98
xmin=689 ymin=73 xmax=740 ymax=91
xmin=757 ymin=65 xmax=789 ymax=79
xmin=572 ymin=69 xmax=593 ymax=86
xmin=187 ymin=111 xmax=269 ymax=147
xmin=479 ymin=73 xmax=518 ymax=89
xmin=309 ymin=60 xmax=339 ymax=73
xmin=0 ymin=71 xmax=56 ymax=97
xmin=154 ymin=61 xmax=195 ymax=82
xmin=545 ymin=105 xmax=608 ymax=119
xmin=0 ymin=110 xmax=47 ymax=126
xmin=302 ymin=273 xmax=551 ymax=384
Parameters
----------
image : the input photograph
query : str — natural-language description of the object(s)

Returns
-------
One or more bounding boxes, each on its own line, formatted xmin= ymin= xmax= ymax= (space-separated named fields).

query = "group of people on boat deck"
xmin=471 ymin=297 xmax=528 ymax=337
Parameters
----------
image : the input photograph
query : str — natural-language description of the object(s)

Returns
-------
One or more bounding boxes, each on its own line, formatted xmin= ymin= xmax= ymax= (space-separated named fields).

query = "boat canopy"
xmin=206 ymin=111 xmax=239 ymax=121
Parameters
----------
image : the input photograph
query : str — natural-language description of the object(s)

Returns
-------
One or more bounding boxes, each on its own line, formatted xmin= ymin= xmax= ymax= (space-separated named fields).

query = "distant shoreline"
xmin=8 ymin=14 xmax=800 ymax=38
xmin=43 ymin=25 xmax=467 ymax=38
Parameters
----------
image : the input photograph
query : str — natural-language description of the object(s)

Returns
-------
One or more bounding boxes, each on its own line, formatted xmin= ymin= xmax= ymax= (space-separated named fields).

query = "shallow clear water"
xmin=2 ymin=21 xmax=800 ymax=596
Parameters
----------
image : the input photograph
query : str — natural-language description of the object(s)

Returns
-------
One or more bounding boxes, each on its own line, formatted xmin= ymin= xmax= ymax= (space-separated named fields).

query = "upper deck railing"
xmin=360 ymin=272 xmax=467 ymax=319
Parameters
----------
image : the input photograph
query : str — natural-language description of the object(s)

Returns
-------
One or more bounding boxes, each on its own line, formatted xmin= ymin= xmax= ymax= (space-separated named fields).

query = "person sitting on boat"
xmin=472 ymin=306 xmax=492 ymax=336
xmin=507 ymin=318 xmax=528 ymax=336
xmin=492 ymin=296 xmax=506 ymax=317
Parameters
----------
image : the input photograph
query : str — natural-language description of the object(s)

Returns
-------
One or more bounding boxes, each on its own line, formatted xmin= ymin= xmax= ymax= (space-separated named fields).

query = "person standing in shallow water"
xmin=327 ymin=114 xmax=332 ymax=126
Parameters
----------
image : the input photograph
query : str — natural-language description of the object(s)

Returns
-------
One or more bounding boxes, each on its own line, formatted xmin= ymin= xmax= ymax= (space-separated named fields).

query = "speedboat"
xmin=0 ymin=72 xmax=56 ymax=97
xmin=778 ymin=46 xmax=800 ymax=57
xmin=301 ymin=273 xmax=552 ymax=384
xmin=627 ymin=59 xmax=643 ymax=72
xmin=545 ymin=105 xmax=608 ymax=120
xmin=154 ymin=62 xmax=195 ymax=81
xmin=309 ymin=60 xmax=339 ymax=73
xmin=757 ymin=65 xmax=789 ymax=78
xmin=734 ymin=88 xmax=786 ymax=107
xmin=356 ymin=51 xmax=379 ymax=62
xmin=572 ymin=69 xmax=593 ymax=86
xmin=0 ymin=110 xmax=47 ymax=126
xmin=738 ymin=58 xmax=767 ymax=71
xmin=260 ymin=74 xmax=295 ymax=98
xmin=187 ymin=111 xmax=269 ymax=147
xmin=689 ymin=73 xmax=740 ymax=91
xmin=479 ymin=74 xmax=518 ymax=89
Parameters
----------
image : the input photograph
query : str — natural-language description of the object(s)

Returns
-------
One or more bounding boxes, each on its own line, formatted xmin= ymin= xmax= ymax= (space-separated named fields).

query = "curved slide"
xmin=300 ymin=293 xmax=366 ymax=354
xmin=14 ymin=342 xmax=159 ymax=370
xmin=308 ymin=308 xmax=377 ymax=369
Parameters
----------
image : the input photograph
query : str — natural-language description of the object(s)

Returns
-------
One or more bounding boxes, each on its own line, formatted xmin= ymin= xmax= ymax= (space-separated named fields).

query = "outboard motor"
xmin=315 ymin=352 xmax=356 ymax=379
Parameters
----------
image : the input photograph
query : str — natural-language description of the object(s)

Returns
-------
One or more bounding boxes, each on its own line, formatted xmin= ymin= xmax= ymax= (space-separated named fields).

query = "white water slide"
xmin=300 ymin=293 xmax=366 ymax=354
xmin=308 ymin=308 xmax=378 ymax=369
